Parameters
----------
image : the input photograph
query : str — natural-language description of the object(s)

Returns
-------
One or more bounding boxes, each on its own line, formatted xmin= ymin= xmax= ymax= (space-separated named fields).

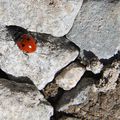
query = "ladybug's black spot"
xmin=27 ymin=37 xmax=30 ymax=41
xmin=22 ymin=44 xmax=25 ymax=47
xmin=35 ymin=40 xmax=37 ymax=44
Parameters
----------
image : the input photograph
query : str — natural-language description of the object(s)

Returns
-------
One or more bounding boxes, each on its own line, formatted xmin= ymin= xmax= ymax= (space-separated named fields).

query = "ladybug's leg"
xmin=23 ymin=52 xmax=29 ymax=59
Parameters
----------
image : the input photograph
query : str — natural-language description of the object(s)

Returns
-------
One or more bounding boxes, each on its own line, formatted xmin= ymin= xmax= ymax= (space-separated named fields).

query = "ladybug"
xmin=6 ymin=25 xmax=37 ymax=53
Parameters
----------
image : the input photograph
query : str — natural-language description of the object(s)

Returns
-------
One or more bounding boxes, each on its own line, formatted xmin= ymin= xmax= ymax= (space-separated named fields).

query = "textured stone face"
xmin=55 ymin=62 xmax=86 ymax=90
xmin=59 ymin=116 xmax=80 ymax=120
xmin=67 ymin=0 xmax=120 ymax=59
xmin=56 ymin=60 xmax=120 ymax=119
xmin=95 ymin=61 xmax=120 ymax=92
xmin=0 ymin=0 xmax=83 ymax=37
xmin=86 ymin=60 xmax=103 ymax=74
xmin=0 ymin=78 xmax=53 ymax=120
xmin=0 ymin=25 xmax=79 ymax=90
xmin=56 ymin=78 xmax=95 ymax=111
xmin=58 ymin=78 xmax=120 ymax=120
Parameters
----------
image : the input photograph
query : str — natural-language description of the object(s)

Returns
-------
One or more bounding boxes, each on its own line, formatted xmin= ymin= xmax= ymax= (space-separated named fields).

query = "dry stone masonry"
xmin=0 ymin=0 xmax=119 ymax=119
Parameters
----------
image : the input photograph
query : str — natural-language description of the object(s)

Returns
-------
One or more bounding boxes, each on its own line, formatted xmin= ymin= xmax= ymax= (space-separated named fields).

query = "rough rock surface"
xmin=67 ymin=0 xmax=120 ymax=59
xmin=59 ymin=116 xmax=80 ymax=120
xmin=95 ymin=60 xmax=120 ymax=92
xmin=86 ymin=60 xmax=103 ymax=74
xmin=56 ymin=60 xmax=120 ymax=120
xmin=0 ymin=78 xmax=53 ymax=120
xmin=42 ymin=82 xmax=60 ymax=99
xmin=59 ymin=78 xmax=120 ymax=120
xmin=55 ymin=61 xmax=86 ymax=90
xmin=56 ymin=78 xmax=95 ymax=111
xmin=0 ymin=25 xmax=79 ymax=90
xmin=0 ymin=0 xmax=83 ymax=37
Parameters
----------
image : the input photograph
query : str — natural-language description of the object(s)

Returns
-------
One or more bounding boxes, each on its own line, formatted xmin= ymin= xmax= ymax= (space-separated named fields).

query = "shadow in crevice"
xmin=8 ymin=74 xmax=34 ymax=85
xmin=50 ymin=111 xmax=80 ymax=120
xmin=0 ymin=68 xmax=34 ymax=85
xmin=83 ymin=50 xmax=97 ymax=60
xmin=100 ymin=51 xmax=120 ymax=65
xmin=0 ymin=69 xmax=9 ymax=79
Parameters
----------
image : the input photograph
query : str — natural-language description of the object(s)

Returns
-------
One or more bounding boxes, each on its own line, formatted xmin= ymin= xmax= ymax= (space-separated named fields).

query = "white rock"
xmin=0 ymin=78 xmax=53 ymax=120
xmin=86 ymin=60 xmax=103 ymax=74
xmin=0 ymin=25 xmax=79 ymax=90
xmin=0 ymin=0 xmax=83 ymax=37
xmin=55 ymin=62 xmax=86 ymax=90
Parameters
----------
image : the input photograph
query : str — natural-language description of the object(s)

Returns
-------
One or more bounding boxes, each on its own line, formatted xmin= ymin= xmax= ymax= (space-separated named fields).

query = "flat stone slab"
xmin=67 ymin=0 xmax=120 ymax=59
xmin=0 ymin=78 xmax=53 ymax=120
xmin=0 ymin=0 xmax=83 ymax=37
xmin=0 ymin=25 xmax=79 ymax=90
xmin=55 ymin=62 xmax=85 ymax=90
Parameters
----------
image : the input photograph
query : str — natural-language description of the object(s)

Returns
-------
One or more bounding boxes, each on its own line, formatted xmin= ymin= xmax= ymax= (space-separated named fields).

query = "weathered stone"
xmin=55 ymin=62 xmax=86 ymax=90
xmin=95 ymin=60 xmax=120 ymax=92
xmin=59 ymin=116 xmax=81 ymax=120
xmin=0 ymin=25 xmax=79 ymax=90
xmin=67 ymin=0 xmax=120 ymax=59
xmin=59 ymin=78 xmax=120 ymax=120
xmin=42 ymin=82 xmax=59 ymax=99
xmin=86 ymin=60 xmax=103 ymax=74
xmin=56 ymin=60 xmax=120 ymax=120
xmin=56 ymin=78 xmax=95 ymax=111
xmin=0 ymin=78 xmax=53 ymax=120
xmin=80 ymin=51 xmax=103 ymax=74
xmin=0 ymin=0 xmax=83 ymax=37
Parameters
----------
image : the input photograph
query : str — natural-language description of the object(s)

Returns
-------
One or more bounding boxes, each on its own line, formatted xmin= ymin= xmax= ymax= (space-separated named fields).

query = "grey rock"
xmin=86 ymin=59 xmax=103 ymax=74
xmin=42 ymin=82 xmax=59 ymax=99
xmin=59 ymin=116 xmax=81 ymax=120
xmin=67 ymin=0 xmax=120 ymax=59
xmin=59 ymin=78 xmax=120 ymax=120
xmin=94 ymin=60 xmax=120 ymax=92
xmin=55 ymin=62 xmax=86 ymax=90
xmin=0 ymin=78 xmax=53 ymax=120
xmin=0 ymin=0 xmax=83 ymax=37
xmin=0 ymin=25 xmax=79 ymax=90
xmin=57 ymin=60 xmax=120 ymax=114
xmin=80 ymin=51 xmax=103 ymax=74
xmin=56 ymin=78 xmax=95 ymax=111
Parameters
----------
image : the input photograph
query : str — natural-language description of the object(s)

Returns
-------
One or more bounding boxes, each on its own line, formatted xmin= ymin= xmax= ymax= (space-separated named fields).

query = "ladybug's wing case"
xmin=6 ymin=25 xmax=28 ymax=42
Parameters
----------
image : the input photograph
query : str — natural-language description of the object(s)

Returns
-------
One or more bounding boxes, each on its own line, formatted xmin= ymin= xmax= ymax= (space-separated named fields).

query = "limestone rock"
xmin=86 ymin=60 xmax=103 ymax=74
xmin=95 ymin=60 xmax=120 ymax=92
xmin=0 ymin=25 xmax=79 ymax=90
xmin=56 ymin=78 xmax=95 ymax=111
xmin=0 ymin=78 xmax=53 ymax=120
xmin=42 ymin=82 xmax=59 ymax=99
xmin=67 ymin=0 xmax=120 ymax=59
xmin=58 ymin=78 xmax=120 ymax=120
xmin=0 ymin=0 xmax=83 ymax=37
xmin=80 ymin=51 xmax=103 ymax=74
xmin=55 ymin=62 xmax=86 ymax=90
xmin=59 ymin=116 xmax=80 ymax=120
xmin=56 ymin=60 xmax=120 ymax=119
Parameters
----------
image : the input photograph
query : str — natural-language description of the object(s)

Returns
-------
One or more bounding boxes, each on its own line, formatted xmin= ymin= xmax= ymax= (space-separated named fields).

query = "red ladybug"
xmin=16 ymin=34 xmax=37 ymax=53
xmin=6 ymin=25 xmax=37 ymax=53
